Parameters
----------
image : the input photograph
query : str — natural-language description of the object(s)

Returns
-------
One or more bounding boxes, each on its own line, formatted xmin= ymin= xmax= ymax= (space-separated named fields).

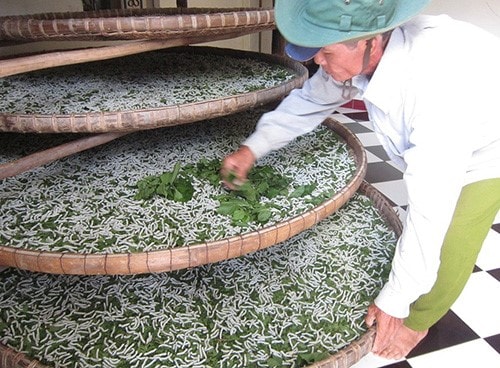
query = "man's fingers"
xmin=366 ymin=304 xmax=394 ymax=353
xmin=220 ymin=164 xmax=245 ymax=189
xmin=365 ymin=305 xmax=376 ymax=327
xmin=220 ymin=146 xmax=255 ymax=190
xmin=365 ymin=316 xmax=374 ymax=327
xmin=372 ymin=327 xmax=385 ymax=353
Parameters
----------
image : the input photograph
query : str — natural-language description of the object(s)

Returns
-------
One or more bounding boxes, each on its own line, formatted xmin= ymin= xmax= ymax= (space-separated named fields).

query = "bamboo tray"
xmin=0 ymin=46 xmax=308 ymax=179
xmin=0 ymin=8 xmax=274 ymax=42
xmin=0 ymin=46 xmax=308 ymax=134
xmin=0 ymin=118 xmax=367 ymax=275
xmin=307 ymin=182 xmax=403 ymax=368
xmin=0 ymin=181 xmax=402 ymax=368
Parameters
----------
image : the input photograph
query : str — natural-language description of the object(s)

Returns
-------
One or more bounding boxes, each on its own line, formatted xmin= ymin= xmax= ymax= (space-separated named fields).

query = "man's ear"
xmin=370 ymin=34 xmax=384 ymax=55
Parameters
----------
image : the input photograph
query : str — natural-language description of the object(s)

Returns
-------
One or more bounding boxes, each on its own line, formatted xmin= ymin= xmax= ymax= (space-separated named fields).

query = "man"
xmin=221 ymin=0 xmax=500 ymax=360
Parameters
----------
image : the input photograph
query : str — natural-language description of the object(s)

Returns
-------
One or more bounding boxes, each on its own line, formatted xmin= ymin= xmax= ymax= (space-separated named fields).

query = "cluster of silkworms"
xmin=0 ymin=52 xmax=393 ymax=367
xmin=0 ymin=108 xmax=356 ymax=253
xmin=0 ymin=193 xmax=396 ymax=368
xmin=0 ymin=50 xmax=295 ymax=114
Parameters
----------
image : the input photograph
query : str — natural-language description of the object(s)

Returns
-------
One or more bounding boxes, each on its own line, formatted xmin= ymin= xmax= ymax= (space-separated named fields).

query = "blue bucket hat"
xmin=276 ymin=0 xmax=432 ymax=62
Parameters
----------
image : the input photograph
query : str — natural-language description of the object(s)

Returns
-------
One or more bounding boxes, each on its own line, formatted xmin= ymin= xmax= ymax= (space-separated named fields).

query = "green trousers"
xmin=405 ymin=178 xmax=500 ymax=331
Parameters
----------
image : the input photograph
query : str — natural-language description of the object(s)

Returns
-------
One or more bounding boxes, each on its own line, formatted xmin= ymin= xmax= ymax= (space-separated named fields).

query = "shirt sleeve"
xmin=374 ymin=98 xmax=474 ymax=319
xmin=243 ymin=67 xmax=357 ymax=159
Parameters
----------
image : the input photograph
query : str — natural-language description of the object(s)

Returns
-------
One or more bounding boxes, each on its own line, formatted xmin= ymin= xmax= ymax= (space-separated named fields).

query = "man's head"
xmin=275 ymin=0 xmax=431 ymax=62
xmin=312 ymin=31 xmax=392 ymax=82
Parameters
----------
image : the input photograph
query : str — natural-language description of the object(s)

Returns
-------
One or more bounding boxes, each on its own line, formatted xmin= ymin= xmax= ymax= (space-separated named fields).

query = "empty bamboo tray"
xmin=0 ymin=8 xmax=277 ymax=78
xmin=0 ymin=8 xmax=275 ymax=42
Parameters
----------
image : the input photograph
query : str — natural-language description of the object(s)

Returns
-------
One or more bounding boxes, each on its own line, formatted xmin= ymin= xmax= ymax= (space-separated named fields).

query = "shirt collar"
xmin=352 ymin=27 xmax=408 ymax=114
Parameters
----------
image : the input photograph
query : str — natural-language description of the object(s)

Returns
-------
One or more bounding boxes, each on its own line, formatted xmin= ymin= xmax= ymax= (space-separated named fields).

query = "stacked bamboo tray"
xmin=0 ymin=6 xmax=401 ymax=368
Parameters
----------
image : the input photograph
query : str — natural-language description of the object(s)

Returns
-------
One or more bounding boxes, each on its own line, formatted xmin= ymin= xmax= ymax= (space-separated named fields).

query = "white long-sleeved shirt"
xmin=243 ymin=15 xmax=500 ymax=318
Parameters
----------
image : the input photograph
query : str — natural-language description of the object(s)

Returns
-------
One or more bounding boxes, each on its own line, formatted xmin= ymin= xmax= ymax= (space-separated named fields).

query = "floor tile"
xmin=331 ymin=113 xmax=357 ymax=124
xmin=382 ymin=362 xmax=413 ymax=368
xmin=451 ymin=271 xmax=500 ymax=338
xmin=336 ymin=106 xmax=364 ymax=114
xmin=365 ymin=162 xmax=404 ymax=183
xmin=492 ymin=223 xmax=500 ymax=233
xmin=343 ymin=111 xmax=370 ymax=121
xmin=366 ymin=150 xmax=384 ymax=163
xmin=407 ymin=339 xmax=500 ymax=368
xmin=385 ymin=160 xmax=405 ymax=173
xmin=339 ymin=99 xmax=366 ymax=111
xmin=365 ymin=145 xmax=391 ymax=161
xmin=357 ymin=121 xmax=375 ymax=130
xmin=372 ymin=180 xmax=408 ymax=207
xmin=350 ymin=352 xmax=405 ymax=368
xmin=344 ymin=122 xmax=375 ymax=134
xmin=488 ymin=268 xmax=500 ymax=282
xmin=484 ymin=334 xmax=500 ymax=354
xmin=476 ymin=229 xmax=500 ymax=271
xmin=356 ymin=132 xmax=382 ymax=147
xmin=485 ymin=333 xmax=500 ymax=354
xmin=406 ymin=310 xmax=479 ymax=358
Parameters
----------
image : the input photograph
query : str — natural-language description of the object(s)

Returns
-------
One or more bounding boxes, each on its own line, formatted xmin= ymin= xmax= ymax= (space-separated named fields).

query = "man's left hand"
xmin=365 ymin=303 xmax=404 ymax=355
xmin=365 ymin=303 xmax=428 ymax=359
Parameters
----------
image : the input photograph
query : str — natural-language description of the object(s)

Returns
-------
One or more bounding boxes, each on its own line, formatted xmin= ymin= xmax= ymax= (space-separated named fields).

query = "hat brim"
xmin=275 ymin=0 xmax=431 ymax=48
xmin=285 ymin=44 xmax=320 ymax=62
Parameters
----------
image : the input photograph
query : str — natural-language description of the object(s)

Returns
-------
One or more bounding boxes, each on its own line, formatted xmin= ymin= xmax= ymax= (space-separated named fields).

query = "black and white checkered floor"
xmin=333 ymin=106 xmax=500 ymax=368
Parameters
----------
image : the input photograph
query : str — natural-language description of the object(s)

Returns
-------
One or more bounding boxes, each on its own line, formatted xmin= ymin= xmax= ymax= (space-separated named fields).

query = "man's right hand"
xmin=220 ymin=145 xmax=256 ymax=190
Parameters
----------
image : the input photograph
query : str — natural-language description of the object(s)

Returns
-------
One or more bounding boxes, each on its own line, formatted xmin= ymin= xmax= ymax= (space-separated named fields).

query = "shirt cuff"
xmin=242 ymin=133 xmax=272 ymax=161
xmin=374 ymin=283 xmax=412 ymax=319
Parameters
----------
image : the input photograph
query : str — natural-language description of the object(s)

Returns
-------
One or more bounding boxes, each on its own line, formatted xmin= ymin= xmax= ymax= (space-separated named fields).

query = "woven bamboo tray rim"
xmin=0 ymin=180 xmax=402 ymax=368
xmin=0 ymin=343 xmax=50 ymax=368
xmin=0 ymin=7 xmax=274 ymax=42
xmin=306 ymin=181 xmax=403 ymax=368
xmin=0 ymin=46 xmax=308 ymax=133
xmin=0 ymin=118 xmax=367 ymax=275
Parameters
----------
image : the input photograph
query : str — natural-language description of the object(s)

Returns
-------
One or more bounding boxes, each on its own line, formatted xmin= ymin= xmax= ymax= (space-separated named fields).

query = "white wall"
xmin=180 ymin=0 xmax=274 ymax=53
xmin=1 ymin=0 xmax=82 ymax=16
xmin=424 ymin=0 xmax=500 ymax=37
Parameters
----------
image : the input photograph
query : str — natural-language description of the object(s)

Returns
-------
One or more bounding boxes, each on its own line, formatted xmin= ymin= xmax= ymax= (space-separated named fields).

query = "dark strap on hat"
xmin=342 ymin=37 xmax=374 ymax=99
